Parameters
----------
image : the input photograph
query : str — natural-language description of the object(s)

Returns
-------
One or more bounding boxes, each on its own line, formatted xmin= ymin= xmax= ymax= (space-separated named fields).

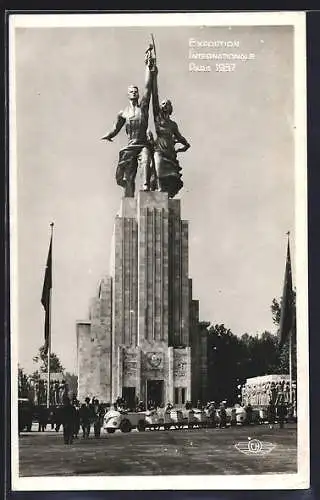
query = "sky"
xmin=13 ymin=22 xmax=296 ymax=375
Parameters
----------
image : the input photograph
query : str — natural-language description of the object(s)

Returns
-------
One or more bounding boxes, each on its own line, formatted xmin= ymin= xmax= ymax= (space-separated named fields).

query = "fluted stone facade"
xmin=77 ymin=191 xmax=208 ymax=406
xmin=77 ymin=277 xmax=112 ymax=402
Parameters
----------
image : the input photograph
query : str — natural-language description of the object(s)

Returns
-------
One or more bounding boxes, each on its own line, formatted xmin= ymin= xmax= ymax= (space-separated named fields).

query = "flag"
xmin=279 ymin=239 xmax=294 ymax=349
xmin=41 ymin=235 xmax=52 ymax=353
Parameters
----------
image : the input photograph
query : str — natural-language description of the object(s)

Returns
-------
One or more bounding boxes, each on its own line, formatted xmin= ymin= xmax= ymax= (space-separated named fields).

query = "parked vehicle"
xmin=18 ymin=398 xmax=33 ymax=432
xmin=181 ymin=409 xmax=201 ymax=428
xmin=103 ymin=404 xmax=265 ymax=435
xmin=158 ymin=408 xmax=175 ymax=429
xmin=203 ymin=407 xmax=219 ymax=428
xmin=251 ymin=408 xmax=261 ymax=424
xmin=144 ymin=408 xmax=174 ymax=430
xmin=227 ymin=406 xmax=249 ymax=425
xmin=144 ymin=409 xmax=161 ymax=430
xmin=191 ymin=408 xmax=208 ymax=428
xmin=103 ymin=409 xmax=146 ymax=433
xmin=258 ymin=408 xmax=268 ymax=423
xmin=169 ymin=409 xmax=184 ymax=429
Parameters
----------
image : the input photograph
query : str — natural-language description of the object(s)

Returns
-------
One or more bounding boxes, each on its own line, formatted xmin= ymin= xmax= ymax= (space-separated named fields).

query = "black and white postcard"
xmin=9 ymin=12 xmax=309 ymax=491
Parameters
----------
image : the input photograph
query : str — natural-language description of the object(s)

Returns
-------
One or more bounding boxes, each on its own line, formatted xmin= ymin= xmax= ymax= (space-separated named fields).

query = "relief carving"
xmin=123 ymin=352 xmax=137 ymax=377
xmin=146 ymin=352 xmax=163 ymax=370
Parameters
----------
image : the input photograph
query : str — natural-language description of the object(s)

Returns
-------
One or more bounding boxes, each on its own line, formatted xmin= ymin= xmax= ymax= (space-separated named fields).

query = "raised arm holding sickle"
xmin=151 ymin=47 xmax=190 ymax=197
xmin=101 ymin=46 xmax=155 ymax=198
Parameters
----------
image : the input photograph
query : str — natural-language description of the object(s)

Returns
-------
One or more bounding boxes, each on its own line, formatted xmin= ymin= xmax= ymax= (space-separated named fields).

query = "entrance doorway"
xmin=174 ymin=387 xmax=186 ymax=406
xmin=122 ymin=387 xmax=136 ymax=410
xmin=146 ymin=380 xmax=164 ymax=408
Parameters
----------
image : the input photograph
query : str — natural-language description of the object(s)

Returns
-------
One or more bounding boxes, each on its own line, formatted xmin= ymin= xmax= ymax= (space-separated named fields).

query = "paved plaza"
xmin=19 ymin=423 xmax=297 ymax=477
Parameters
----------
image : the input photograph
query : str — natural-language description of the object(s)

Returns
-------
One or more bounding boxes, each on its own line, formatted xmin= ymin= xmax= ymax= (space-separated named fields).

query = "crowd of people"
xmin=30 ymin=387 xmax=295 ymax=444
xmin=35 ymin=396 xmax=106 ymax=444
xmin=106 ymin=397 xmax=293 ymax=429
xmin=28 ymin=379 xmax=70 ymax=407
xmin=241 ymin=379 xmax=297 ymax=407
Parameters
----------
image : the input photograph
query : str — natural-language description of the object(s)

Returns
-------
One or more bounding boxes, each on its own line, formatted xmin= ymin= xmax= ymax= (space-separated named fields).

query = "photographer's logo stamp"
xmin=235 ymin=438 xmax=276 ymax=456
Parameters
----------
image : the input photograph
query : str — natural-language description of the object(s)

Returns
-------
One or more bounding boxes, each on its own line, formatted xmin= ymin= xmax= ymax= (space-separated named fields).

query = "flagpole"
xmin=279 ymin=230 xmax=294 ymax=405
xmin=47 ymin=287 xmax=51 ymax=409
xmin=289 ymin=327 xmax=292 ymax=404
xmin=286 ymin=230 xmax=293 ymax=405
xmin=47 ymin=222 xmax=54 ymax=409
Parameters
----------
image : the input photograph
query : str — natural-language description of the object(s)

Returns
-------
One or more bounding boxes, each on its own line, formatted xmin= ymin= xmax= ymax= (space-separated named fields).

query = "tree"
xmin=18 ymin=365 xmax=31 ymax=398
xmin=207 ymin=324 xmax=245 ymax=404
xmin=33 ymin=344 xmax=64 ymax=374
xmin=65 ymin=372 xmax=78 ymax=397
xmin=206 ymin=322 xmax=285 ymax=405
xmin=240 ymin=331 xmax=281 ymax=378
xmin=271 ymin=290 xmax=296 ymax=328
xmin=271 ymin=298 xmax=281 ymax=326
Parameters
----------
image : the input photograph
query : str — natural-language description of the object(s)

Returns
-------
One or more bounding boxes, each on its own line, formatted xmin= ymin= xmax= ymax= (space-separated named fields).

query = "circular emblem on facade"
xmin=147 ymin=352 xmax=162 ymax=369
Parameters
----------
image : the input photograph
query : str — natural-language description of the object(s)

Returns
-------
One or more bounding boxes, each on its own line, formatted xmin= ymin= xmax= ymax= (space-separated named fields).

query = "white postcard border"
xmin=9 ymin=11 xmax=309 ymax=491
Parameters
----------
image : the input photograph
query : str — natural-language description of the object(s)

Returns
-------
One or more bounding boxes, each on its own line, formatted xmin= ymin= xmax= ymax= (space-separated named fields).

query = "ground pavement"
xmin=19 ymin=423 xmax=297 ymax=476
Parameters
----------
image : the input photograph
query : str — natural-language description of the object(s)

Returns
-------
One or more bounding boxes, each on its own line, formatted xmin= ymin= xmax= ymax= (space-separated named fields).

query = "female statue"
xmin=151 ymin=65 xmax=190 ymax=197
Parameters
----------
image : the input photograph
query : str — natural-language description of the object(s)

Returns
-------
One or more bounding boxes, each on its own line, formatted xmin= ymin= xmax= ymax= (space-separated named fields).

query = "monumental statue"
xmin=101 ymin=45 xmax=156 ymax=197
xmin=151 ymin=62 xmax=190 ymax=198
xmin=101 ymin=38 xmax=190 ymax=198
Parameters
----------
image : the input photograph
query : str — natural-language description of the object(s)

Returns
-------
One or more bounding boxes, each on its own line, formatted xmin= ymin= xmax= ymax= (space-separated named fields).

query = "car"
xmin=251 ymin=408 xmax=261 ymax=424
xmin=181 ymin=409 xmax=202 ymax=428
xmin=103 ymin=409 xmax=146 ymax=433
xmin=234 ymin=406 xmax=247 ymax=425
xmin=144 ymin=408 xmax=174 ymax=430
xmin=258 ymin=407 xmax=268 ymax=423
xmin=191 ymin=408 xmax=209 ymax=428
xmin=203 ymin=406 xmax=219 ymax=428
xmin=169 ymin=408 xmax=185 ymax=429
xmin=18 ymin=398 xmax=33 ymax=432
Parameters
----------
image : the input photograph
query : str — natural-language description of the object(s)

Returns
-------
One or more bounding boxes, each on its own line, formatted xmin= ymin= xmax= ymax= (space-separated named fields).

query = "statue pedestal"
xmin=77 ymin=191 xmax=208 ymax=407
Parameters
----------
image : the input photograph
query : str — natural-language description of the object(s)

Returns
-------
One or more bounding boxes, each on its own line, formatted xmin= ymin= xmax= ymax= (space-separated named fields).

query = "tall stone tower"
xmin=77 ymin=191 xmax=208 ymax=407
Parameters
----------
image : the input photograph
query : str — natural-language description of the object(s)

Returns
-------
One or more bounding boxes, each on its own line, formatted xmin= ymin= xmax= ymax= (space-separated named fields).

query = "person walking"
xmin=219 ymin=404 xmax=227 ymax=429
xmin=73 ymin=403 xmax=80 ymax=439
xmin=93 ymin=399 xmax=103 ymax=438
xmin=61 ymin=397 xmax=76 ymax=445
xmin=267 ymin=400 xmax=276 ymax=429
xmin=277 ymin=402 xmax=287 ymax=429
xmin=79 ymin=397 xmax=93 ymax=438
xmin=38 ymin=406 xmax=48 ymax=432
xmin=55 ymin=406 xmax=63 ymax=433
xmin=230 ymin=407 xmax=237 ymax=427
xmin=245 ymin=403 xmax=253 ymax=426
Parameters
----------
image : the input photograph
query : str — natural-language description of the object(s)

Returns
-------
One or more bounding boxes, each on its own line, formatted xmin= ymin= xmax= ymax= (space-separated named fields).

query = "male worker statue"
xmin=101 ymin=45 xmax=156 ymax=197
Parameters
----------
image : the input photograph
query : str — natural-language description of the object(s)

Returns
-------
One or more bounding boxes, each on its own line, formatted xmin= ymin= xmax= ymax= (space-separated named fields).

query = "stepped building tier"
xmin=77 ymin=191 xmax=208 ymax=407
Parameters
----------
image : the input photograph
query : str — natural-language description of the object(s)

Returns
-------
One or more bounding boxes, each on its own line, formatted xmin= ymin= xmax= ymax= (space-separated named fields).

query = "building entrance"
xmin=146 ymin=380 xmax=164 ymax=408
xmin=122 ymin=387 xmax=136 ymax=409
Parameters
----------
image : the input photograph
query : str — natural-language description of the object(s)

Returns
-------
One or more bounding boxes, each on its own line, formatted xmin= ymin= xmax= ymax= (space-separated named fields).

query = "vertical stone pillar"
xmin=136 ymin=348 xmax=142 ymax=400
xmin=137 ymin=192 xmax=169 ymax=345
xmin=167 ymin=346 xmax=174 ymax=404
xmin=76 ymin=321 xmax=91 ymax=402
xmin=168 ymin=201 xmax=179 ymax=346
xmin=181 ymin=221 xmax=190 ymax=346
xmin=116 ymin=346 xmax=124 ymax=401
xmin=138 ymin=202 xmax=146 ymax=345
xmin=112 ymin=216 xmax=124 ymax=350
xmin=112 ymin=198 xmax=138 ymax=352
xmin=131 ymin=217 xmax=138 ymax=346
xmin=167 ymin=200 xmax=189 ymax=347
xmin=162 ymin=208 xmax=169 ymax=343
xmin=186 ymin=346 xmax=192 ymax=401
